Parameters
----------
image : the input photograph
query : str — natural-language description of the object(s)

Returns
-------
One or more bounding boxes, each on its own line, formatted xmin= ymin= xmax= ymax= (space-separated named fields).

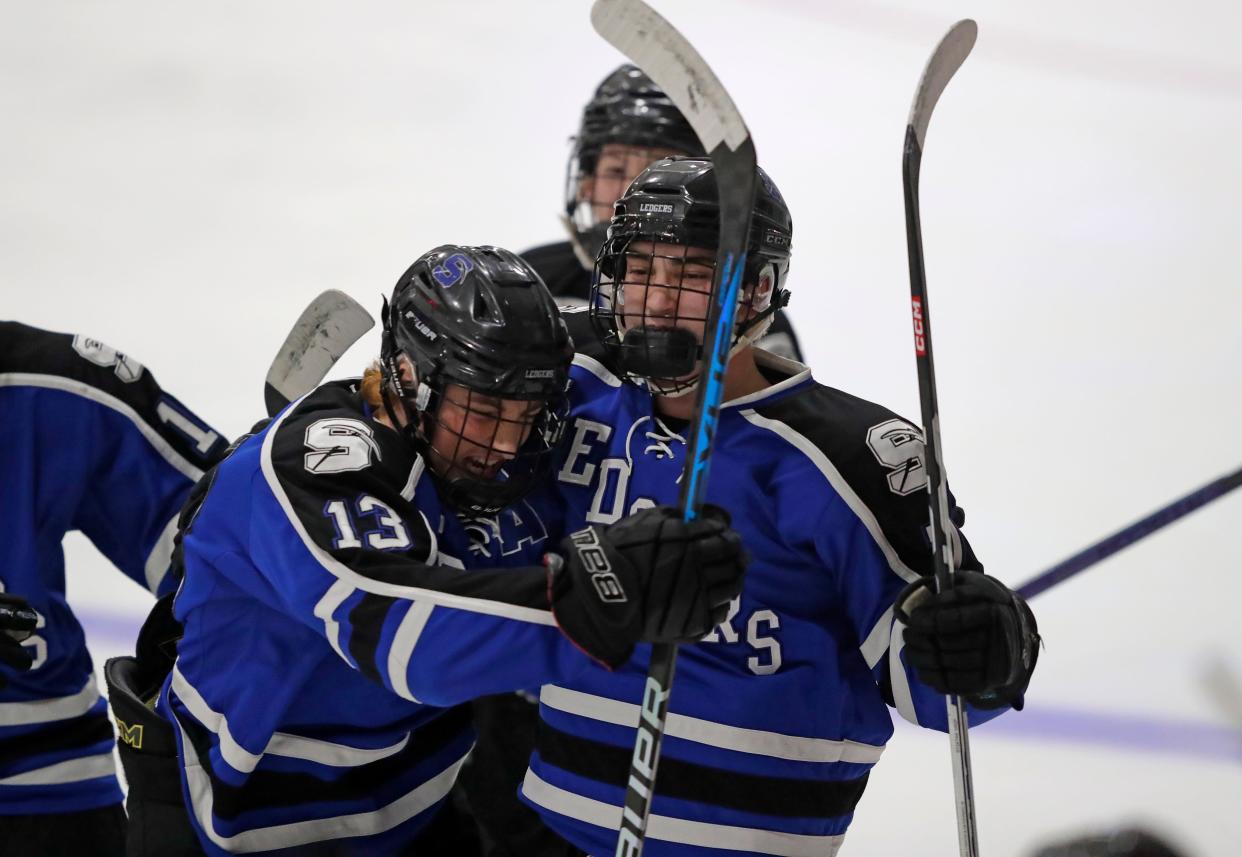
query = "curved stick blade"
xmin=264 ymin=289 xmax=374 ymax=416
xmin=909 ymin=19 xmax=977 ymax=150
xmin=591 ymin=0 xmax=749 ymax=154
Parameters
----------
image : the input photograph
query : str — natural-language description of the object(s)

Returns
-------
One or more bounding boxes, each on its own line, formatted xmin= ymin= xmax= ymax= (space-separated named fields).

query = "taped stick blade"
xmin=264 ymin=289 xmax=374 ymax=416
xmin=591 ymin=0 xmax=749 ymax=154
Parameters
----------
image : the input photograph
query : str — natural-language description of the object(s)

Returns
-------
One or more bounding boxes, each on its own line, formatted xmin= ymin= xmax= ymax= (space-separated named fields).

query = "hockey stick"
xmin=901 ymin=19 xmax=981 ymax=857
xmin=263 ymin=289 xmax=374 ymax=417
xmin=589 ymin=1 xmax=756 ymax=853
xmin=1017 ymin=463 xmax=1242 ymax=600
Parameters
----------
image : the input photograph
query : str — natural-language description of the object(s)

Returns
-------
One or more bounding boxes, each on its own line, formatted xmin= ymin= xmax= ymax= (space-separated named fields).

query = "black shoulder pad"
xmin=269 ymin=382 xmax=417 ymax=487
xmin=520 ymin=241 xmax=590 ymax=301
xmin=0 ymin=321 xmax=229 ymax=471
xmin=264 ymin=382 xmax=437 ymax=572
xmin=561 ymin=306 xmax=618 ymax=372
xmin=752 ymin=382 xmax=981 ymax=576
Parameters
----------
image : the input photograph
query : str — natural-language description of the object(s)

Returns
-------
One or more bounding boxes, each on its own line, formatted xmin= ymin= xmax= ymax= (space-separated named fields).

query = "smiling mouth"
xmin=461 ymin=457 xmax=505 ymax=480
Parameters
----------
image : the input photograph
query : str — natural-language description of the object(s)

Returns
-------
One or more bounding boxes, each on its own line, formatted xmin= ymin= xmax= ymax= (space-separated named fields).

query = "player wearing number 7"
xmin=517 ymin=159 xmax=1041 ymax=856
xmin=0 ymin=322 xmax=229 ymax=857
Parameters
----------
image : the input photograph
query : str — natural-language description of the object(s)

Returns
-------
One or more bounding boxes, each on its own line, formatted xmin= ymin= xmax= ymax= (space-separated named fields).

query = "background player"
xmin=0 ymin=322 xmax=228 ymax=857
xmin=113 ymin=245 xmax=747 ymax=856
xmin=521 ymin=64 xmax=802 ymax=361
xmin=518 ymin=158 xmax=1041 ymax=856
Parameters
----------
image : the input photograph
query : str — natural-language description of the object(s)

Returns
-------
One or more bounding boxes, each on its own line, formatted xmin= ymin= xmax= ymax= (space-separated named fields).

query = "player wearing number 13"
xmin=0 ymin=322 xmax=228 ymax=856
xmin=518 ymin=159 xmax=1041 ymax=856
xmin=141 ymin=245 xmax=747 ymax=856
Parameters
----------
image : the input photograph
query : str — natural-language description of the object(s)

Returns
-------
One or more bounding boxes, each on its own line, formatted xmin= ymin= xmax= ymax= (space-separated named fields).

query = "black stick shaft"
xmin=903 ymin=132 xmax=956 ymax=593
xmin=903 ymin=125 xmax=981 ymax=857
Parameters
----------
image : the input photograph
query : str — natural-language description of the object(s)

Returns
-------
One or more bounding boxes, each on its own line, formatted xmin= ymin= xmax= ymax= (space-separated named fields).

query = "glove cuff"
xmin=971 ymin=594 xmax=1040 ymax=710
xmin=545 ymin=551 xmax=634 ymax=670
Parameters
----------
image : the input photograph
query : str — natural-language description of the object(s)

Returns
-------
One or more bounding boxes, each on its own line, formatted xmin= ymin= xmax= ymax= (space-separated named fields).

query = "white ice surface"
xmin=4 ymin=2 xmax=1241 ymax=854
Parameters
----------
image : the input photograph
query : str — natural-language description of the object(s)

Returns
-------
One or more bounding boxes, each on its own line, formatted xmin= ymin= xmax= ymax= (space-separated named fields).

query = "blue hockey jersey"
xmin=0 ymin=322 xmax=227 ymax=815
xmin=160 ymin=380 xmax=595 ymax=856
xmin=520 ymin=349 xmax=1009 ymax=857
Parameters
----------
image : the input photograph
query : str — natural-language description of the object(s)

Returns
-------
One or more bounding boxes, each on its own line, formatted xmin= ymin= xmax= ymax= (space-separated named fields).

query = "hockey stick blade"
xmin=591 ymin=0 xmax=748 ymax=155
xmin=908 ymin=20 xmax=977 ymax=154
xmin=263 ymin=290 xmax=374 ymax=417
xmin=591 ymin=2 xmax=757 ymax=854
xmin=901 ymin=19 xmax=981 ymax=857
xmin=1019 ymin=463 xmax=1242 ymax=601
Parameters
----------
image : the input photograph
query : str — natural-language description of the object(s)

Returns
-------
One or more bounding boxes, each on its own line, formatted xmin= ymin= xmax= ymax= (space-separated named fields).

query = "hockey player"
xmin=120 ymin=245 xmax=748 ymax=856
xmin=0 ymin=322 xmax=228 ymax=857
xmin=517 ymin=159 xmax=1041 ymax=856
xmin=460 ymin=67 xmax=809 ymax=856
xmin=521 ymin=64 xmax=803 ymax=361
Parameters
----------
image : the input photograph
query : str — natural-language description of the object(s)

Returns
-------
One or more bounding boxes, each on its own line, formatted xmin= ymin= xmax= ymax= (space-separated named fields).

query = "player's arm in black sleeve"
xmin=236 ymin=400 xmax=743 ymax=707
xmin=837 ymin=411 xmax=1036 ymax=726
xmin=771 ymin=386 xmax=1034 ymax=729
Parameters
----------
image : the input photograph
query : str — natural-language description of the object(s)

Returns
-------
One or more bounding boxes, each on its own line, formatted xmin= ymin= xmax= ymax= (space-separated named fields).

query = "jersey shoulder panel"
xmin=267 ymin=381 xmax=421 ymax=497
xmin=747 ymin=381 xmax=978 ymax=576
xmin=520 ymin=241 xmax=589 ymax=301
xmin=262 ymin=380 xmax=436 ymax=564
xmin=0 ymin=321 xmax=228 ymax=472
xmin=1 ymin=320 xmax=151 ymax=393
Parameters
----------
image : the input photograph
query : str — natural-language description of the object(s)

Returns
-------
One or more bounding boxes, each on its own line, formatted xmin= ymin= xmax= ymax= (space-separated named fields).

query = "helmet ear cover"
xmin=733 ymin=262 xmax=790 ymax=344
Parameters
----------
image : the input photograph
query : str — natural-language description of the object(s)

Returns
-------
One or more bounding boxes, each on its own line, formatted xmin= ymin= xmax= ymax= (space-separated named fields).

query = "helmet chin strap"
xmin=380 ymin=354 xmax=436 ymax=448
xmin=733 ymin=264 xmax=788 ymax=351
xmin=645 ymin=376 xmax=701 ymax=399
xmin=560 ymin=213 xmax=600 ymax=271
xmin=733 ymin=301 xmax=780 ymax=351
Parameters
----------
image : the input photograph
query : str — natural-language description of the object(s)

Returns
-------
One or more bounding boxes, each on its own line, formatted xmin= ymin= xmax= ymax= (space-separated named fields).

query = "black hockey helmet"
xmin=381 ymin=245 xmax=572 ymax=514
xmin=564 ymin=65 xmax=707 ymax=264
xmin=590 ymin=156 xmax=793 ymax=394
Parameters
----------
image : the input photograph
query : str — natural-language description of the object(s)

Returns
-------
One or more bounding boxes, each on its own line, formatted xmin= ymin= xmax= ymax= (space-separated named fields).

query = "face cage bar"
xmin=427 ymin=384 xmax=569 ymax=516
xmin=385 ymin=361 xmax=569 ymax=516
xmin=590 ymin=237 xmax=776 ymax=395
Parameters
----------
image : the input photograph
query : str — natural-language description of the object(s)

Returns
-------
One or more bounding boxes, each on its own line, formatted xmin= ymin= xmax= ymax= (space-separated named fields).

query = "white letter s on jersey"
xmin=304 ymin=418 xmax=380 ymax=474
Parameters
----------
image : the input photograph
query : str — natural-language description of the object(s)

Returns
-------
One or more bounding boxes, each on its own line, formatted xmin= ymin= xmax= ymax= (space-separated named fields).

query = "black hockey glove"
xmin=895 ymin=570 xmax=1040 ymax=710
xmin=0 ymin=593 xmax=39 ymax=687
xmin=547 ymin=504 xmax=748 ymax=668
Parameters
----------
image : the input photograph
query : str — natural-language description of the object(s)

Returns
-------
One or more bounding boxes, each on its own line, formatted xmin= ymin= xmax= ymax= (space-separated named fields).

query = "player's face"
xmin=579 ymin=143 xmax=686 ymax=223
xmin=617 ymin=241 xmax=716 ymax=342
xmin=611 ymin=240 xmax=775 ymax=390
xmin=427 ymin=385 xmax=544 ymax=482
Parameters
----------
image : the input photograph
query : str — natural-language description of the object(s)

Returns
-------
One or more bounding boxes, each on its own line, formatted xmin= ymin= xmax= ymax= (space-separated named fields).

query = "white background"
xmin=3 ymin=2 xmax=1240 ymax=854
